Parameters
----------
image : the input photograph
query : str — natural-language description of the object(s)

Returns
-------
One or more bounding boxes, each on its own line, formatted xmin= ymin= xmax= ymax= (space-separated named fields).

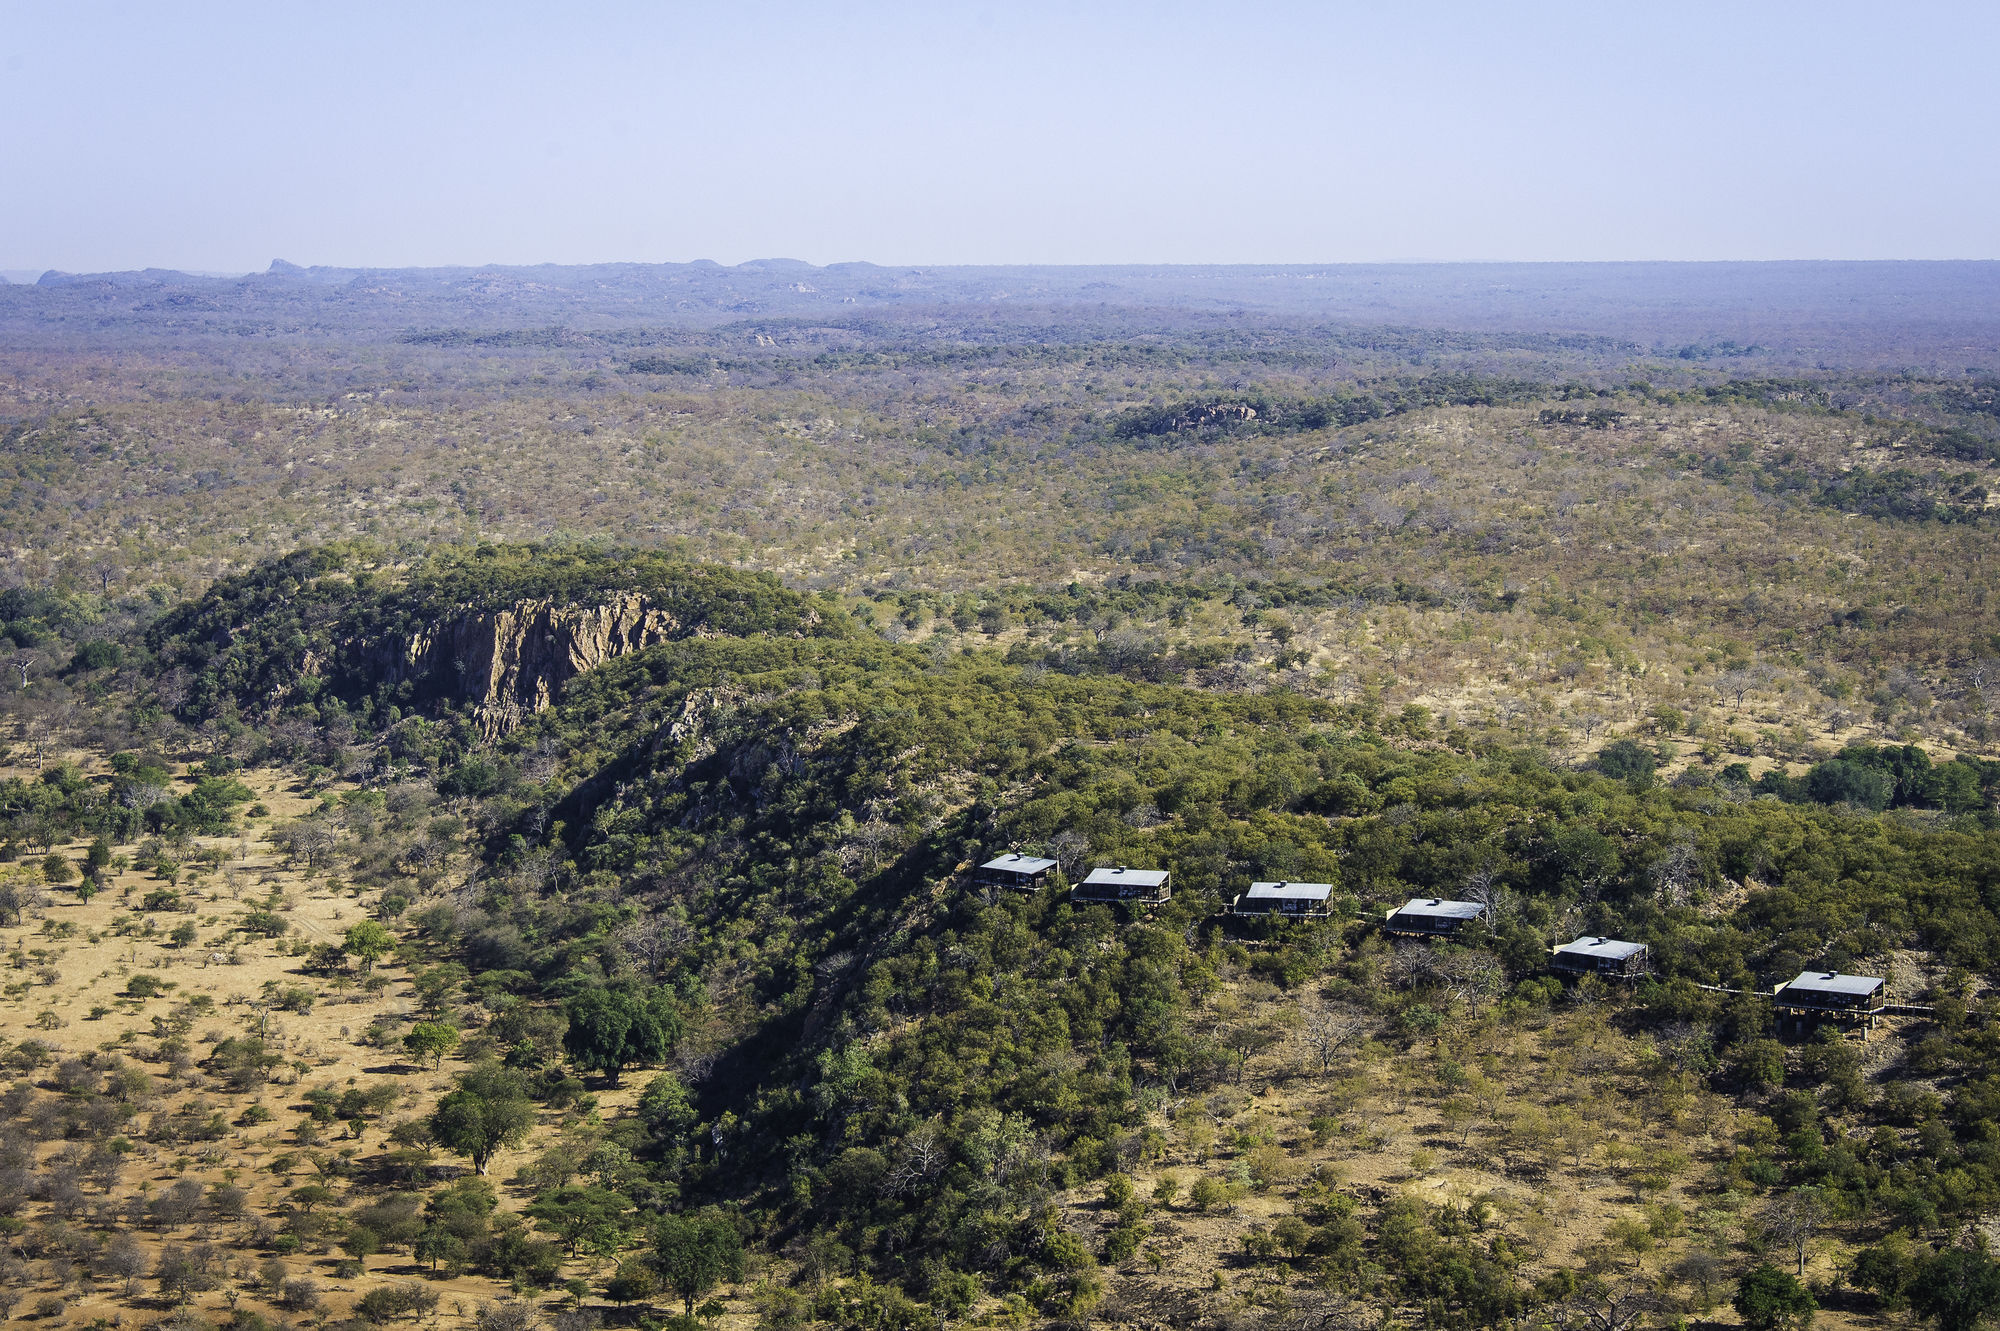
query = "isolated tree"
xmin=1046 ymin=829 xmax=1091 ymax=877
xmin=154 ymin=1243 xmax=219 ymax=1305
xmin=1219 ymin=1016 xmax=1285 ymax=1084
xmin=600 ymin=1257 xmax=656 ymax=1308
xmin=405 ymin=1022 xmax=461 ymax=1070
xmin=654 ymin=1213 xmax=744 ymax=1316
xmin=1463 ymin=865 xmax=1517 ymax=925
xmin=102 ymin=1232 xmax=148 ymax=1296
xmin=280 ymin=1277 xmax=323 ymax=1313
xmin=564 ymin=988 xmax=681 ymax=1086
xmin=1650 ymin=832 xmax=1704 ymax=908
xmin=527 ymin=1186 xmax=632 ymax=1257
xmin=0 ymin=879 xmax=26 ymax=926
xmin=1563 ymin=1275 xmax=1660 ymax=1331
xmin=1909 ymin=1248 xmax=2000 ymax=1331
xmin=474 ymin=1302 xmax=538 ymax=1331
xmin=1718 ymin=666 xmax=1774 ymax=708
xmin=414 ymin=1224 xmax=468 ymax=1274
xmin=619 ymin=912 xmax=691 ymax=978
xmin=289 ymin=1184 xmax=338 ymax=1214
xmin=1596 ymin=739 xmax=1657 ymax=786
xmin=1734 ymin=1265 xmax=1817 ymax=1331
xmin=430 ymin=1065 xmax=534 ymax=1175
xmin=273 ymin=817 xmax=339 ymax=872
xmin=1437 ymin=949 xmax=1507 ymax=1009
xmin=343 ymin=920 xmax=395 ymax=973
xmin=1762 ymin=1188 xmax=1829 ymax=1279
xmin=1299 ymin=1006 xmax=1372 ymax=1077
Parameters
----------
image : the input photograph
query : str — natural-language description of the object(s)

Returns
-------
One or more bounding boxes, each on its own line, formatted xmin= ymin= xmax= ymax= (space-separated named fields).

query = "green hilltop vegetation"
xmin=143 ymin=543 xmax=848 ymax=723
xmin=5 ymin=544 xmax=2000 ymax=1328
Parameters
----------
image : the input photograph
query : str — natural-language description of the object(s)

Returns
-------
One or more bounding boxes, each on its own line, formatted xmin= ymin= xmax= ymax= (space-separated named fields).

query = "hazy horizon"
xmin=11 ymin=255 xmax=2000 ymax=280
xmin=4 ymin=0 xmax=1997 ymax=274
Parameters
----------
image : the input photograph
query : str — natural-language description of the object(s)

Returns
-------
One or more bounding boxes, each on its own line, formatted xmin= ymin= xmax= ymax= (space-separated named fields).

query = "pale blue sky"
xmin=2 ymin=0 xmax=1995 ymax=273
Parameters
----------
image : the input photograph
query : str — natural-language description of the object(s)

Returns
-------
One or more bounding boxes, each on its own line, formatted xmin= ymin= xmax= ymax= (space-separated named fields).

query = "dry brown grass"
xmin=0 ymin=763 xmax=692 ymax=1329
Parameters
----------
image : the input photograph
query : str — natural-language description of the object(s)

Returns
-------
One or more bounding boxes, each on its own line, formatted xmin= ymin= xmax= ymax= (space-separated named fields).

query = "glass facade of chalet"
xmin=972 ymin=853 xmax=1058 ymax=891
xmin=1230 ymin=881 xmax=1335 ymax=918
xmin=1074 ymin=866 xmax=1171 ymax=904
xmin=1774 ymin=971 xmax=1886 ymax=1012
xmin=1550 ymin=936 xmax=1650 ymax=978
xmin=1384 ymin=897 xmax=1485 ymax=937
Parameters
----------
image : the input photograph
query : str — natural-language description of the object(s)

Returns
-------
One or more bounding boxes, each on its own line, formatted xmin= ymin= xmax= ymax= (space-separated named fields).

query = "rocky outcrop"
xmin=1170 ymin=401 xmax=1257 ymax=431
xmin=377 ymin=593 xmax=683 ymax=735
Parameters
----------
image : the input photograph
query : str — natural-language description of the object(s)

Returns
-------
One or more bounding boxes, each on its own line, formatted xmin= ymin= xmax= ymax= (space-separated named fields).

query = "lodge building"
xmin=1384 ymin=897 xmax=1487 ymax=939
xmin=1073 ymin=865 xmax=1172 ymax=905
xmin=972 ymin=853 xmax=1058 ymax=892
xmin=1228 ymin=881 xmax=1335 ymax=919
xmin=1773 ymin=970 xmax=1887 ymax=1034
xmin=1550 ymin=936 xmax=1651 ymax=979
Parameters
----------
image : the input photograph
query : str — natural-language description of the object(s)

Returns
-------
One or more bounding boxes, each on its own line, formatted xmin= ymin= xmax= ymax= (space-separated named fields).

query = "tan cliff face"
xmin=376 ymin=593 xmax=685 ymax=734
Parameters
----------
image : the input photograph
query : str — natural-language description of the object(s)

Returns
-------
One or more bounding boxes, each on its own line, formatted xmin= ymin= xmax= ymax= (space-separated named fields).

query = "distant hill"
xmin=2 ymin=258 xmax=1997 ymax=368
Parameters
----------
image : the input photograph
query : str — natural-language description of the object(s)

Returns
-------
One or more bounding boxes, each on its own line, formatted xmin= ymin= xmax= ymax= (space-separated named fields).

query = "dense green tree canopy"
xmin=653 ymin=1214 xmax=744 ymax=1316
xmin=430 ymin=1066 xmax=535 ymax=1175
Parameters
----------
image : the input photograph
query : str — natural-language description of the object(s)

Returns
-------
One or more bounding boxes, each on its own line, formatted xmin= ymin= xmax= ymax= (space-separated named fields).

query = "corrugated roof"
xmin=1082 ymin=866 xmax=1170 ymax=888
xmin=979 ymin=854 xmax=1057 ymax=874
xmin=1245 ymin=881 xmax=1334 ymax=902
xmin=1555 ymin=936 xmax=1647 ymax=961
xmin=1391 ymin=897 xmax=1485 ymax=921
xmin=1783 ymin=970 xmax=1884 ymax=997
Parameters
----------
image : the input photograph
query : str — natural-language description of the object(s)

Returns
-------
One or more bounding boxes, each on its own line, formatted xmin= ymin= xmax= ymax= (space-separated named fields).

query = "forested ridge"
xmin=2 ymin=545 xmax=2000 ymax=1331
xmin=2 ymin=265 xmax=2000 ymax=1330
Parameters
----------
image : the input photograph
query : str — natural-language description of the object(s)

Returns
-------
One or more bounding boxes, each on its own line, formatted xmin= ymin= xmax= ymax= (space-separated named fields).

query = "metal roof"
xmin=979 ymin=853 xmax=1057 ymax=874
xmin=1392 ymin=897 xmax=1485 ymax=921
xmin=1782 ymin=970 xmax=1884 ymax=997
xmin=1245 ymin=881 xmax=1334 ymax=902
xmin=1554 ymin=936 xmax=1647 ymax=961
xmin=1082 ymin=866 xmax=1170 ymax=888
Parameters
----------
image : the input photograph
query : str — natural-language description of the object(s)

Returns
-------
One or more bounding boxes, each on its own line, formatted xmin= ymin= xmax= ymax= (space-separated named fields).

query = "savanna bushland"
xmin=0 ymin=260 xmax=1998 ymax=1331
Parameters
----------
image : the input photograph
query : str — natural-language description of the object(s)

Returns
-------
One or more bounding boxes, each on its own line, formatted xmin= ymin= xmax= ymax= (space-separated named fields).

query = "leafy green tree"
xmin=419 ymin=1229 xmax=469 ymax=1275
xmin=605 ymin=1258 xmax=658 ymax=1306
xmin=429 ymin=1065 xmax=534 ymax=1175
xmin=417 ymin=1176 xmax=495 ymax=1273
xmin=1728 ymin=1039 xmax=1787 ymax=1093
xmin=1734 ymin=1264 xmax=1817 ymax=1331
xmin=1853 ymin=1236 xmax=1919 ymax=1309
xmin=340 ymin=1224 xmax=383 ymax=1265
xmin=404 ymin=1022 xmax=460 ymax=1070
xmin=289 ymin=1184 xmax=339 ymax=1214
xmin=1909 ymin=1248 xmax=2000 ymax=1331
xmin=1803 ymin=760 xmax=1893 ymax=811
xmin=527 ymin=1186 xmax=633 ymax=1256
xmin=564 ymin=988 xmax=682 ymax=1086
xmin=354 ymin=1283 xmax=438 ymax=1324
xmin=1596 ymin=739 xmax=1657 ymax=787
xmin=343 ymin=920 xmax=396 ymax=973
xmin=654 ymin=1213 xmax=744 ymax=1316
xmin=1931 ymin=760 xmax=1988 ymax=814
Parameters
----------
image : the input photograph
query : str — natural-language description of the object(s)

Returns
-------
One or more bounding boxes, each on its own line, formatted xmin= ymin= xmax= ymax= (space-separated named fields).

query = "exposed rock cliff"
xmin=146 ymin=545 xmax=842 ymax=729
xmin=377 ymin=593 xmax=685 ymax=735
